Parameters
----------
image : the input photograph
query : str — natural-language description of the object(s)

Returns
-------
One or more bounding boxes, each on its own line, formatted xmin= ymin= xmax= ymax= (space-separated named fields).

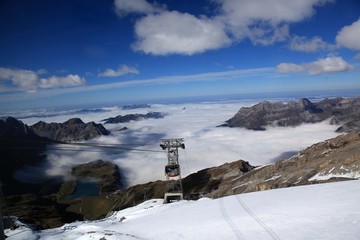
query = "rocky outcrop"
xmin=0 ymin=117 xmax=50 ymax=195
xmin=57 ymin=160 xmax=123 ymax=199
xmin=206 ymin=132 xmax=360 ymax=197
xmin=222 ymin=97 xmax=360 ymax=132
xmin=102 ymin=112 xmax=165 ymax=124
xmin=31 ymin=118 xmax=109 ymax=142
xmin=122 ymin=104 xmax=151 ymax=110
xmin=0 ymin=116 xmax=38 ymax=138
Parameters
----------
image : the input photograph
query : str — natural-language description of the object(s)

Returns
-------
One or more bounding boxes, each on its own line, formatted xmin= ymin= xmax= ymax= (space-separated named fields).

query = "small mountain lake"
xmin=67 ymin=180 xmax=99 ymax=200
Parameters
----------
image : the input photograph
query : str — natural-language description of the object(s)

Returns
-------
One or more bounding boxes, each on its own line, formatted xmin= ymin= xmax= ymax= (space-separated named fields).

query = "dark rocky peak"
xmin=0 ymin=116 xmax=36 ymax=138
xmin=31 ymin=118 xmax=109 ymax=142
xmin=102 ymin=112 xmax=165 ymax=124
xmin=64 ymin=118 xmax=85 ymax=125
xmin=297 ymin=98 xmax=314 ymax=110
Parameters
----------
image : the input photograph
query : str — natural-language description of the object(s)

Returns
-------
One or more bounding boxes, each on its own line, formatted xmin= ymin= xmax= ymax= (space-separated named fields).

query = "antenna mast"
xmin=160 ymin=138 xmax=185 ymax=203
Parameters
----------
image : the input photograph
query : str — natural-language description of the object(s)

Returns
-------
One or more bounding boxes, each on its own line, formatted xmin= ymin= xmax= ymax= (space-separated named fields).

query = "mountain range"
xmin=221 ymin=97 xmax=360 ymax=132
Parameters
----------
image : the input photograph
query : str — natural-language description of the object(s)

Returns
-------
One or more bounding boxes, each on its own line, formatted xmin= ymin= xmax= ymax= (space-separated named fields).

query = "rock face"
xmin=222 ymin=97 xmax=360 ymax=132
xmin=0 ymin=116 xmax=38 ymax=138
xmin=58 ymin=160 xmax=123 ymax=199
xmin=0 ymin=117 xmax=50 ymax=195
xmin=102 ymin=112 xmax=165 ymax=124
xmin=31 ymin=118 xmax=109 ymax=142
xmin=205 ymin=132 xmax=360 ymax=197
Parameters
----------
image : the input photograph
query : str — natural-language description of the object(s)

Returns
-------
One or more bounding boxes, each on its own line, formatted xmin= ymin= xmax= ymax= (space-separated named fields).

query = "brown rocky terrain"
xmin=221 ymin=97 xmax=360 ymax=132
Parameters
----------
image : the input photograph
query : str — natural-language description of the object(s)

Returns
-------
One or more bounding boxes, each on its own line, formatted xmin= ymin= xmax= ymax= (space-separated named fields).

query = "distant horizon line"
xmin=2 ymin=88 xmax=360 ymax=116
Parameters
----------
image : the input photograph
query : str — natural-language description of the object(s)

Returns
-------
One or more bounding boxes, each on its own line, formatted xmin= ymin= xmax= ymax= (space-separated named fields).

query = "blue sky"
xmin=0 ymin=0 xmax=360 ymax=111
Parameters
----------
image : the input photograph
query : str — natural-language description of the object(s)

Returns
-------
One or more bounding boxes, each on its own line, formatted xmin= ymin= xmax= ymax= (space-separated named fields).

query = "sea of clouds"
xmin=17 ymin=99 xmax=340 ymax=187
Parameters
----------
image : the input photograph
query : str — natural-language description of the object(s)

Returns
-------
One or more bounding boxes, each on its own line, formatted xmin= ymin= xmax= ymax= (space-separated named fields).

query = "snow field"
xmin=6 ymin=180 xmax=360 ymax=240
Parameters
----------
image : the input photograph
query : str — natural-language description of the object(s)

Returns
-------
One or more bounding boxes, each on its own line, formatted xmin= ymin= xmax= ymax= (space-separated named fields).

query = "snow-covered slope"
xmin=6 ymin=180 xmax=360 ymax=240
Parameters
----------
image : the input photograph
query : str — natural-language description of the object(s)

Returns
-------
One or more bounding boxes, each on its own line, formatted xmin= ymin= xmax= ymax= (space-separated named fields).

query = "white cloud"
xmin=216 ymin=0 xmax=332 ymax=45
xmin=277 ymin=63 xmax=305 ymax=73
xmin=114 ymin=0 xmax=334 ymax=55
xmin=0 ymin=68 xmax=38 ymax=91
xmin=242 ymin=23 xmax=289 ymax=46
xmin=216 ymin=0 xmax=332 ymax=25
xmin=0 ymin=67 xmax=86 ymax=91
xmin=336 ymin=18 xmax=360 ymax=50
xmin=39 ymin=74 xmax=86 ymax=89
xmin=98 ymin=65 xmax=140 ymax=77
xmin=277 ymin=56 xmax=353 ymax=75
xmin=289 ymin=35 xmax=333 ymax=52
xmin=132 ymin=11 xmax=231 ymax=55
xmin=113 ymin=0 xmax=164 ymax=16
xmin=305 ymin=56 xmax=353 ymax=75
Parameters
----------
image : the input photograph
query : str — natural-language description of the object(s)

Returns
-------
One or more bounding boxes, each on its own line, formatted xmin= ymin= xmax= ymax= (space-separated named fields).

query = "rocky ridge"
xmin=31 ymin=118 xmax=109 ymax=142
xmin=222 ymin=97 xmax=360 ymax=132
xmin=102 ymin=112 xmax=165 ymax=124
xmin=206 ymin=132 xmax=360 ymax=197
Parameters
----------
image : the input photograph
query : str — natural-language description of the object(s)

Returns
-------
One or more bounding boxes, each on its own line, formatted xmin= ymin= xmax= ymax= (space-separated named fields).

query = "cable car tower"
xmin=160 ymin=138 xmax=185 ymax=203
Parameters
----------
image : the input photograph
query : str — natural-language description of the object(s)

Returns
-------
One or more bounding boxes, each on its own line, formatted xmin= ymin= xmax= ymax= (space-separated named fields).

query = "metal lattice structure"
xmin=160 ymin=138 xmax=185 ymax=203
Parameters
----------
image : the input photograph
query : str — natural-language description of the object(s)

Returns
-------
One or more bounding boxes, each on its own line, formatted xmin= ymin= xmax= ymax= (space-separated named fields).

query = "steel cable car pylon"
xmin=160 ymin=138 xmax=185 ymax=203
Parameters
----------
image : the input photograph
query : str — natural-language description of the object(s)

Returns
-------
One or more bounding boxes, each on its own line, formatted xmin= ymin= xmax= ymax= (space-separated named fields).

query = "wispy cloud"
xmin=98 ymin=65 xmax=140 ymax=77
xmin=0 ymin=67 xmax=275 ymax=102
xmin=114 ymin=0 xmax=164 ymax=16
xmin=289 ymin=35 xmax=334 ymax=52
xmin=277 ymin=56 xmax=353 ymax=75
xmin=0 ymin=67 xmax=86 ymax=92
